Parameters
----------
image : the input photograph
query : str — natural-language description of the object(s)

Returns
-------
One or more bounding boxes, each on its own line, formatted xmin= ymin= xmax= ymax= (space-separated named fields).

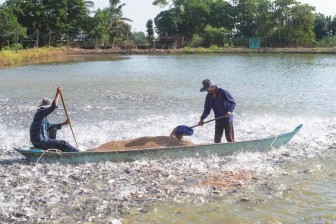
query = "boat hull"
xmin=14 ymin=124 xmax=303 ymax=164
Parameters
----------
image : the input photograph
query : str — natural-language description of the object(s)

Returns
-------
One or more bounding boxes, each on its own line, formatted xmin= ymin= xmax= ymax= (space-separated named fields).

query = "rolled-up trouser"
xmin=33 ymin=139 xmax=79 ymax=152
xmin=214 ymin=122 xmax=235 ymax=143
xmin=32 ymin=126 xmax=79 ymax=152
xmin=39 ymin=139 xmax=79 ymax=152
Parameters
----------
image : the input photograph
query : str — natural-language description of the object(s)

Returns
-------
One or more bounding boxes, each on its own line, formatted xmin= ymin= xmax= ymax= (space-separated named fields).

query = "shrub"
xmin=233 ymin=36 xmax=249 ymax=47
xmin=194 ymin=47 xmax=209 ymax=53
xmin=10 ymin=43 xmax=23 ymax=50
xmin=202 ymin=26 xmax=230 ymax=48
xmin=317 ymin=35 xmax=336 ymax=47
xmin=209 ymin=45 xmax=220 ymax=51
xmin=190 ymin=35 xmax=204 ymax=48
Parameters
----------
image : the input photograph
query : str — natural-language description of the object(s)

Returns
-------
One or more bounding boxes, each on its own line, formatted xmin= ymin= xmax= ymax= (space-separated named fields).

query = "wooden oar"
xmin=60 ymin=93 xmax=79 ymax=149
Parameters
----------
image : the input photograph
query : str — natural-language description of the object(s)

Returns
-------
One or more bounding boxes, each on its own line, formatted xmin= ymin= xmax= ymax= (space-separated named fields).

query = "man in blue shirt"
xmin=198 ymin=79 xmax=236 ymax=143
xmin=30 ymin=87 xmax=79 ymax=152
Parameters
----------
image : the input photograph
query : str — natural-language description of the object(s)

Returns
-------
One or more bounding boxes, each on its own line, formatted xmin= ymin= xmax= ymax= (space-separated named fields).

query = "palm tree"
xmin=109 ymin=0 xmax=133 ymax=46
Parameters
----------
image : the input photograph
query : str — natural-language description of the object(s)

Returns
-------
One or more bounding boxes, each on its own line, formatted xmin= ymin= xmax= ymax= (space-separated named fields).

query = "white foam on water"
xmin=0 ymin=106 xmax=334 ymax=200
xmin=0 ymin=124 xmax=30 ymax=157
xmin=1 ymin=112 xmax=335 ymax=159
xmin=1 ymin=55 xmax=336 ymax=222
xmin=0 ymin=113 xmax=335 ymax=222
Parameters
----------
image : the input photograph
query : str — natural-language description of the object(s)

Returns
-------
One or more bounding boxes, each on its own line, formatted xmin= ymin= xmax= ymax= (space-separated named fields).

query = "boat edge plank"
xmin=14 ymin=124 xmax=303 ymax=164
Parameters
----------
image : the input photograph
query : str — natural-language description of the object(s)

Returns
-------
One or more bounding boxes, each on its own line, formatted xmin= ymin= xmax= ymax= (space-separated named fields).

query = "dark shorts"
xmin=214 ymin=122 xmax=234 ymax=143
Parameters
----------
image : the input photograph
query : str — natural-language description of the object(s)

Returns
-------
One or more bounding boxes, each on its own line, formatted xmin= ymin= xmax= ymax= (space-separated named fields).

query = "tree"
xmin=6 ymin=0 xmax=48 ymax=35
xmin=89 ymin=8 xmax=111 ymax=48
xmin=152 ymin=0 xmax=173 ymax=7
xmin=271 ymin=0 xmax=296 ymax=46
xmin=288 ymin=3 xmax=315 ymax=46
xmin=0 ymin=4 xmax=26 ymax=50
xmin=153 ymin=0 xmax=210 ymax=38
xmin=180 ymin=0 xmax=210 ymax=37
xmin=314 ymin=13 xmax=332 ymax=41
xmin=202 ymin=26 xmax=230 ymax=47
xmin=130 ymin=31 xmax=147 ymax=45
xmin=207 ymin=0 xmax=235 ymax=31
xmin=254 ymin=0 xmax=274 ymax=45
xmin=108 ymin=0 xmax=132 ymax=46
xmin=235 ymin=0 xmax=258 ymax=37
xmin=146 ymin=19 xmax=154 ymax=43
xmin=65 ymin=0 xmax=91 ymax=40
xmin=330 ymin=16 xmax=336 ymax=36
xmin=5 ymin=0 xmax=92 ymax=43
xmin=154 ymin=9 xmax=181 ymax=36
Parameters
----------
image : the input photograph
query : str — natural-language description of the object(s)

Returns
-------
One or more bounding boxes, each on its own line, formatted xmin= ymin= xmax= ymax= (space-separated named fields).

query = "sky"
xmin=1 ymin=0 xmax=335 ymax=32
xmin=93 ymin=0 xmax=165 ymax=32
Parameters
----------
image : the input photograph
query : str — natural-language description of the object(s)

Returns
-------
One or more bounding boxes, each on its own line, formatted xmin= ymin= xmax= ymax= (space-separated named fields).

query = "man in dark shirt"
xmin=199 ymin=79 xmax=236 ymax=143
xmin=30 ymin=87 xmax=79 ymax=152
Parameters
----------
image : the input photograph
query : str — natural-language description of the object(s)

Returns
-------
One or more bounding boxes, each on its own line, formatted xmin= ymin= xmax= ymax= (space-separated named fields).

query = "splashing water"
xmin=0 ymin=54 xmax=335 ymax=223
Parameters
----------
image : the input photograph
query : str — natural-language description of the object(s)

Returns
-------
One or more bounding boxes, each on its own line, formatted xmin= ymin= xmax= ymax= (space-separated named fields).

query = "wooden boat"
xmin=14 ymin=124 xmax=303 ymax=164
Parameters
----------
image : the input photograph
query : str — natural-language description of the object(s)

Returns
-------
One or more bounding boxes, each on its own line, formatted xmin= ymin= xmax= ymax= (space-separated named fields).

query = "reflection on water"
xmin=23 ymin=54 xmax=126 ymax=66
xmin=0 ymin=54 xmax=125 ymax=70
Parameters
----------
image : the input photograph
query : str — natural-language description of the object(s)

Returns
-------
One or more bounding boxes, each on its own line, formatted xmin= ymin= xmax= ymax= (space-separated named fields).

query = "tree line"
xmin=1 ymin=0 xmax=336 ymax=50
xmin=153 ymin=0 xmax=336 ymax=47
xmin=0 ymin=0 xmax=150 ymax=50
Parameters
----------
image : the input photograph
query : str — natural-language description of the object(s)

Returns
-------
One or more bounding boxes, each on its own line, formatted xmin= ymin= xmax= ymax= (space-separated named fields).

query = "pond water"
xmin=0 ymin=54 xmax=335 ymax=223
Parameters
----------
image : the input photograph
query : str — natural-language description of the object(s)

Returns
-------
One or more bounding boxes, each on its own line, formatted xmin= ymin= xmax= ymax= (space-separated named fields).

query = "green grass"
xmin=183 ymin=46 xmax=223 ymax=53
xmin=317 ymin=36 xmax=336 ymax=47
xmin=0 ymin=51 xmax=21 ymax=66
xmin=0 ymin=47 xmax=67 ymax=67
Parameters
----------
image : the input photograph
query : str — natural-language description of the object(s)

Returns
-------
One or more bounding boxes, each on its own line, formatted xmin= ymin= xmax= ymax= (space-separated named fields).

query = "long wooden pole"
xmin=189 ymin=115 xmax=228 ymax=129
xmin=60 ymin=93 xmax=79 ymax=149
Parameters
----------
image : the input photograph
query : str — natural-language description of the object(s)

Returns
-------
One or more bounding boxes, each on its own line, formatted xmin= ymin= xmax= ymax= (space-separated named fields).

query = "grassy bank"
xmin=0 ymin=47 xmax=67 ymax=67
xmin=1 ymin=46 xmax=336 ymax=67
xmin=64 ymin=46 xmax=336 ymax=55
xmin=181 ymin=46 xmax=336 ymax=54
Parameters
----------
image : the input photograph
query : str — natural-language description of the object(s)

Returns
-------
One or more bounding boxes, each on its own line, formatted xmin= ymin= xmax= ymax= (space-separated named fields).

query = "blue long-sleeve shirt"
xmin=201 ymin=87 xmax=236 ymax=126
xmin=30 ymin=101 xmax=62 ymax=144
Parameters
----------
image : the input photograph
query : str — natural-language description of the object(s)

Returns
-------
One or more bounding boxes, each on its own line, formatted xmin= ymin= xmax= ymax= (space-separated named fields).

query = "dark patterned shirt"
xmin=30 ymin=101 xmax=61 ymax=144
